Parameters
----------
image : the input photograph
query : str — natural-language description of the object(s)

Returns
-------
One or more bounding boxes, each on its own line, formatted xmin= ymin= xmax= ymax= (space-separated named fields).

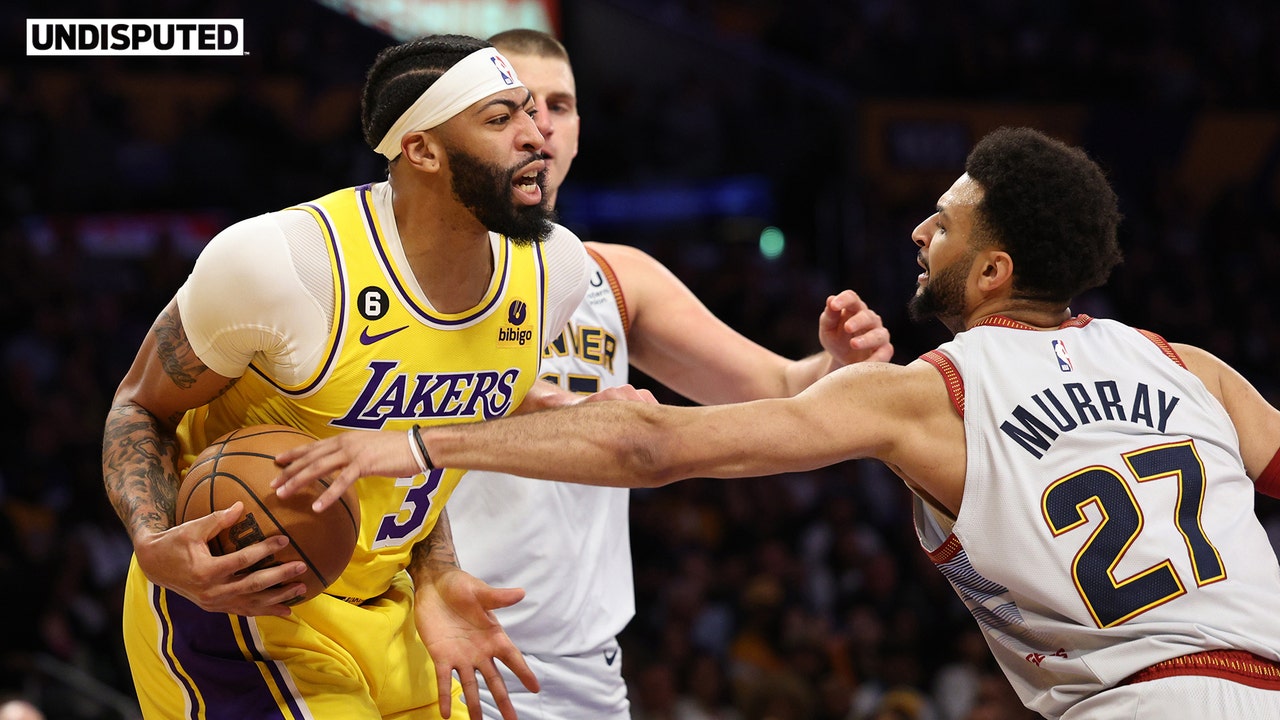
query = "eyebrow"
xmin=476 ymin=90 xmax=534 ymax=113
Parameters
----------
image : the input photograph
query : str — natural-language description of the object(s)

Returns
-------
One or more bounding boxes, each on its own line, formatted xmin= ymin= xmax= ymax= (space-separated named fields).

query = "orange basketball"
xmin=177 ymin=424 xmax=360 ymax=605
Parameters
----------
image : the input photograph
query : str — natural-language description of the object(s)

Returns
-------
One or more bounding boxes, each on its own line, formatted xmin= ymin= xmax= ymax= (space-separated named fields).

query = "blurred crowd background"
xmin=3 ymin=1 xmax=1279 ymax=718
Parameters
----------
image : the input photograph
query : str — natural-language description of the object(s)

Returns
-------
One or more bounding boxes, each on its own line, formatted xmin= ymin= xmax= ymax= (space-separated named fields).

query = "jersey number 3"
xmin=373 ymin=468 xmax=445 ymax=549
xmin=1042 ymin=440 xmax=1226 ymax=628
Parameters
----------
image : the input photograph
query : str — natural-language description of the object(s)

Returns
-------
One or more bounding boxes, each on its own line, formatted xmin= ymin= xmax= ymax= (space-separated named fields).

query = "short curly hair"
xmin=964 ymin=127 xmax=1123 ymax=303
xmin=360 ymin=34 xmax=491 ymax=152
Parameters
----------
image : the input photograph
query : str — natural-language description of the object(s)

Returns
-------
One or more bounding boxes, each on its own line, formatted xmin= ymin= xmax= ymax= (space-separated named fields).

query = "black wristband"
xmin=411 ymin=424 xmax=435 ymax=471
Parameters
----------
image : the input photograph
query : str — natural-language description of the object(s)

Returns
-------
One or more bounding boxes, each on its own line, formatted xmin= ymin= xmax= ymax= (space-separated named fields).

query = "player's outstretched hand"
xmin=273 ymin=430 xmax=412 ymax=512
xmin=132 ymin=501 xmax=308 ymax=616
xmin=819 ymin=289 xmax=894 ymax=365
xmin=415 ymin=568 xmax=539 ymax=720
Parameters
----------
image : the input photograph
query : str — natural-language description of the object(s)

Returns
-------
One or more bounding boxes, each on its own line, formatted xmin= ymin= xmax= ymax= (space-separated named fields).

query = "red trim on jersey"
xmin=1120 ymin=649 xmax=1280 ymax=691
xmin=1257 ymin=446 xmax=1280 ymax=499
xmin=972 ymin=314 xmax=1094 ymax=331
xmin=924 ymin=533 xmax=964 ymax=564
xmin=1057 ymin=314 xmax=1094 ymax=329
xmin=1135 ymin=328 xmax=1187 ymax=368
xmin=921 ymin=350 xmax=965 ymax=418
xmin=584 ymin=245 xmax=631 ymax=338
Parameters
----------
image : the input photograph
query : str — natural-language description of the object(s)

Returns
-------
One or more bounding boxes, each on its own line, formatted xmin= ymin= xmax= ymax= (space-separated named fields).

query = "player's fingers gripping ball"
xmin=177 ymin=424 xmax=360 ymax=604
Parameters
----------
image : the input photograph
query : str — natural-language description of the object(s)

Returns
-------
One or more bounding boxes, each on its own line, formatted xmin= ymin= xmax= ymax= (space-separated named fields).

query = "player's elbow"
xmin=609 ymin=411 xmax=686 ymax=488
xmin=614 ymin=441 xmax=673 ymax=488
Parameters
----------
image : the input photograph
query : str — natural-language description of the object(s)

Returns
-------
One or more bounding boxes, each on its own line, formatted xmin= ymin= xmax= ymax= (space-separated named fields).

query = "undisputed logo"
xmin=498 ymin=299 xmax=533 ymax=347
xmin=27 ymin=19 xmax=245 ymax=56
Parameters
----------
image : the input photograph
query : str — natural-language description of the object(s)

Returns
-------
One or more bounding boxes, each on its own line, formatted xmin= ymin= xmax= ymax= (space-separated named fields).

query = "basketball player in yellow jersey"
xmin=102 ymin=35 xmax=591 ymax=720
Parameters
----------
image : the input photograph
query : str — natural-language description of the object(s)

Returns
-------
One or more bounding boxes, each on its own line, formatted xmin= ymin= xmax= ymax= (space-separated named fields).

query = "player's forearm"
xmin=102 ymin=402 xmax=183 ymax=540
xmin=408 ymin=509 xmax=460 ymax=586
xmin=421 ymin=402 xmax=677 ymax=488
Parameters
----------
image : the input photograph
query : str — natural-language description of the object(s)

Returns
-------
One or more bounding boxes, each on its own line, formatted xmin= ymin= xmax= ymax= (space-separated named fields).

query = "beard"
xmin=908 ymin=251 xmax=970 ymax=325
xmin=447 ymin=147 xmax=555 ymax=245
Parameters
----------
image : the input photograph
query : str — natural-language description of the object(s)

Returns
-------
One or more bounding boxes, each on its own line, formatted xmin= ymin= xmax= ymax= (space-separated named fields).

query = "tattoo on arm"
xmin=410 ymin=509 xmax=460 ymax=582
xmin=200 ymin=376 xmax=239 ymax=413
xmin=155 ymin=307 xmax=208 ymax=390
xmin=102 ymin=403 xmax=181 ymax=536
xmin=102 ymin=310 xmax=241 ymax=540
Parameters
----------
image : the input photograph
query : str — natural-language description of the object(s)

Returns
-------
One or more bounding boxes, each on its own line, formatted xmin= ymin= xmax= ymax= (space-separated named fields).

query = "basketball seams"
xmin=213 ymin=470 xmax=337 ymax=586
xmin=230 ymin=427 xmax=314 ymax=443
xmin=316 ymin=477 xmax=360 ymax=533
xmin=177 ymin=424 xmax=360 ymax=603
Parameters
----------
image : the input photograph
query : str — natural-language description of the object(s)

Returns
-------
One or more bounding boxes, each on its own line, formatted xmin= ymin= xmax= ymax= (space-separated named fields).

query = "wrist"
xmin=411 ymin=564 xmax=464 ymax=593
xmin=131 ymin=518 xmax=171 ymax=545
xmin=407 ymin=424 xmax=436 ymax=474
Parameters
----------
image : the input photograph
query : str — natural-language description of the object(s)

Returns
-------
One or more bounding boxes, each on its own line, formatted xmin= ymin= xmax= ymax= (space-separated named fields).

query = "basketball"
xmin=177 ymin=424 xmax=360 ymax=605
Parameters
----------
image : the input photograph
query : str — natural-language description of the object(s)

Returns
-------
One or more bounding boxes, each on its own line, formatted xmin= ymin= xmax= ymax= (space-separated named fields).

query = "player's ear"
xmin=401 ymin=131 xmax=444 ymax=173
xmin=976 ymin=249 xmax=1014 ymax=293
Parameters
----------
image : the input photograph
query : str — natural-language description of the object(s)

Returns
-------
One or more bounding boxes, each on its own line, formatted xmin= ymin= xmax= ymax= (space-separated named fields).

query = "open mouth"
xmin=512 ymin=163 xmax=545 ymax=205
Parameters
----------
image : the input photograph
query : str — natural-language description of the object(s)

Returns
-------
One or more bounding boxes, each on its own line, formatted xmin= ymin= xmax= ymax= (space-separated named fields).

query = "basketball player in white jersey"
xmin=280 ymin=126 xmax=1280 ymax=719
xmin=442 ymin=29 xmax=893 ymax=720
xmin=104 ymin=35 xmax=593 ymax=720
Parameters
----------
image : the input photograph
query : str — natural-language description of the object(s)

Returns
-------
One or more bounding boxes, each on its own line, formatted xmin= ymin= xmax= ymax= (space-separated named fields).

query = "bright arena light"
xmin=759 ymin=225 xmax=785 ymax=260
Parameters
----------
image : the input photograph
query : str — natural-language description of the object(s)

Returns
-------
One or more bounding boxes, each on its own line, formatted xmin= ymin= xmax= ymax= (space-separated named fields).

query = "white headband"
xmin=374 ymin=46 xmax=524 ymax=160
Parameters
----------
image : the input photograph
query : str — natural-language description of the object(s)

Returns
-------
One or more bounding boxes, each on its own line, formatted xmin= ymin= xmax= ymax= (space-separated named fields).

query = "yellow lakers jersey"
xmin=177 ymin=184 xmax=549 ymax=600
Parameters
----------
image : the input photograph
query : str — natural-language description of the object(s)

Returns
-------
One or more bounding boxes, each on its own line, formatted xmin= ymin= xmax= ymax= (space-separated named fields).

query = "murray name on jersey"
xmin=333 ymin=359 xmax=521 ymax=429
xmin=1000 ymin=380 xmax=1182 ymax=459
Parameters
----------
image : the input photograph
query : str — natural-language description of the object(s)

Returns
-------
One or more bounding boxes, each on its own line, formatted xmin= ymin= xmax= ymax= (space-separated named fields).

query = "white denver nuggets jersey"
xmin=915 ymin=315 xmax=1280 ymax=718
xmin=450 ymin=247 xmax=634 ymax=654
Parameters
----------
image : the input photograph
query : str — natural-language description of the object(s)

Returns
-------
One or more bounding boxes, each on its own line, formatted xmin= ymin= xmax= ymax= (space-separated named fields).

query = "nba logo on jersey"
xmin=491 ymin=55 xmax=515 ymax=85
xmin=1052 ymin=339 xmax=1073 ymax=372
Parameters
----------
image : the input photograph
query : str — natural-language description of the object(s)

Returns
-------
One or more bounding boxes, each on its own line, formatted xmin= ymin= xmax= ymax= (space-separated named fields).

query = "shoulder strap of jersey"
xmin=584 ymin=244 xmax=631 ymax=338
xmin=1258 ymin=447 xmax=1280 ymax=498
xmin=1135 ymin=327 xmax=1187 ymax=368
xmin=920 ymin=349 xmax=965 ymax=418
